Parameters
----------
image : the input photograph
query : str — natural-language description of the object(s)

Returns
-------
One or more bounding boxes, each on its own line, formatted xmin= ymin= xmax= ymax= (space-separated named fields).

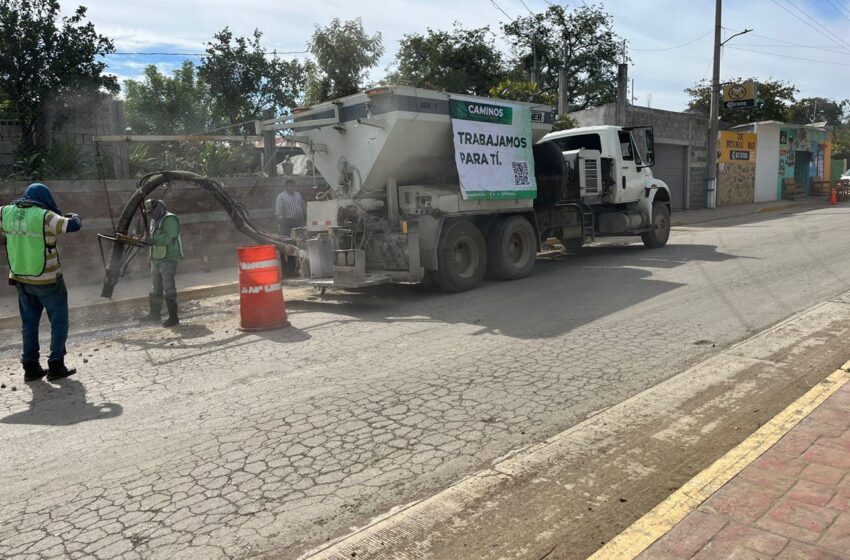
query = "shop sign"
xmin=723 ymin=82 xmax=758 ymax=109
xmin=719 ymin=131 xmax=757 ymax=164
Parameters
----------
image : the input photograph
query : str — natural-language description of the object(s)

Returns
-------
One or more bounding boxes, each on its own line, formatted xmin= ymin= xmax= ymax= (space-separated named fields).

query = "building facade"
xmin=734 ymin=122 xmax=832 ymax=202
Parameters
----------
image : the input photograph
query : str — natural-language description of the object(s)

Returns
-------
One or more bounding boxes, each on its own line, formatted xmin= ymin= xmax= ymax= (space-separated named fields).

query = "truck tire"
xmin=641 ymin=203 xmax=671 ymax=249
xmin=434 ymin=220 xmax=487 ymax=292
xmin=488 ymin=215 xmax=536 ymax=280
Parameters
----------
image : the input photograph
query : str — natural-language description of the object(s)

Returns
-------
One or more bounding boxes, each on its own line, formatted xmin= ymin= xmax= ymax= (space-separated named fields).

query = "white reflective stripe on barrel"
xmin=239 ymin=259 xmax=279 ymax=270
xmin=240 ymin=282 xmax=282 ymax=294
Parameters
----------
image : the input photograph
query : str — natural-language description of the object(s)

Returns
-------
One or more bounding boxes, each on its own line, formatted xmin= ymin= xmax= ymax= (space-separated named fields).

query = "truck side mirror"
xmin=644 ymin=128 xmax=655 ymax=167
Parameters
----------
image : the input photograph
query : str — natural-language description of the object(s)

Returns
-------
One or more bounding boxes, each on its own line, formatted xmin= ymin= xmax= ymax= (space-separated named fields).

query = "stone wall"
xmin=717 ymin=163 xmax=755 ymax=206
xmin=0 ymin=176 xmax=326 ymax=285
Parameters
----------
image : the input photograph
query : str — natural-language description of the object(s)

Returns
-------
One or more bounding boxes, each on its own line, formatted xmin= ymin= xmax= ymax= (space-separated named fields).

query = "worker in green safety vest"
xmin=0 ymin=183 xmax=81 ymax=382
xmin=139 ymin=199 xmax=183 ymax=327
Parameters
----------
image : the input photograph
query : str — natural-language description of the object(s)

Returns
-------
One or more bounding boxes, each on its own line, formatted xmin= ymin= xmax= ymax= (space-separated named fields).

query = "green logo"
xmin=450 ymin=100 xmax=513 ymax=125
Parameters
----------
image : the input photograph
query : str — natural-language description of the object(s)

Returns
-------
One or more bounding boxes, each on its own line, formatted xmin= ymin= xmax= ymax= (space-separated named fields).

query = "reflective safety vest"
xmin=1 ymin=205 xmax=47 ymax=277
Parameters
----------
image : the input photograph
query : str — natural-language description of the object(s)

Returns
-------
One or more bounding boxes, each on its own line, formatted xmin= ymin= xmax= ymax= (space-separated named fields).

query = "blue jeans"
xmin=16 ymin=277 xmax=69 ymax=363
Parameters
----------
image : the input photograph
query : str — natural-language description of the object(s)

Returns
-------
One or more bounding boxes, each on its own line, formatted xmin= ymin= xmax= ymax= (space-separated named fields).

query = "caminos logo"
xmin=468 ymin=104 xmax=504 ymax=118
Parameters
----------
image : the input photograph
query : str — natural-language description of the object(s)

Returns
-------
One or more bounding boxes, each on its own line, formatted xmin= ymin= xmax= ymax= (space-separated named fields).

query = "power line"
xmin=723 ymin=26 xmax=850 ymax=53
xmin=784 ymin=0 xmax=850 ymax=48
xmin=630 ymin=30 xmax=712 ymax=52
xmin=518 ymin=0 xmax=536 ymax=15
xmin=734 ymin=43 xmax=850 ymax=54
xmin=770 ymin=0 xmax=850 ymax=51
xmin=490 ymin=0 xmax=515 ymax=21
xmin=725 ymin=46 xmax=850 ymax=67
xmin=825 ymin=0 xmax=850 ymax=22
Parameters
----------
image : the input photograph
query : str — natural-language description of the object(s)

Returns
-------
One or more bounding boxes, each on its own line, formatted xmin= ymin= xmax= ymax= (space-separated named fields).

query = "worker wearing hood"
xmin=140 ymin=199 xmax=183 ymax=327
xmin=0 ymin=183 xmax=81 ymax=382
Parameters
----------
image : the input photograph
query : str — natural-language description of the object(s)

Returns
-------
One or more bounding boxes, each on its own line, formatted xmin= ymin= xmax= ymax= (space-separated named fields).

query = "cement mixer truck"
xmin=260 ymin=85 xmax=672 ymax=292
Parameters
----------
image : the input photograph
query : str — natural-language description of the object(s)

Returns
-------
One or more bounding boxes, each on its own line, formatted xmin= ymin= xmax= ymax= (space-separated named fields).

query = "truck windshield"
xmin=552 ymin=133 xmax=602 ymax=152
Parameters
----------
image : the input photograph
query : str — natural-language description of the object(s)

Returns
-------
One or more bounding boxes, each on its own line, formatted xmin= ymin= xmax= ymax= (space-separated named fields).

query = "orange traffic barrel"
xmin=237 ymin=245 xmax=290 ymax=331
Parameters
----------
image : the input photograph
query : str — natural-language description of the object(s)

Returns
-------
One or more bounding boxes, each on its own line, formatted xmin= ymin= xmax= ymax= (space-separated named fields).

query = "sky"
xmin=64 ymin=0 xmax=850 ymax=113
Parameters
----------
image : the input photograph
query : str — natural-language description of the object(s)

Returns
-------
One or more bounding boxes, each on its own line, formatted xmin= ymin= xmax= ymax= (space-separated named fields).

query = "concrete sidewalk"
xmin=671 ymin=198 xmax=826 ymax=227
xmin=595 ymin=363 xmax=850 ymax=560
xmin=0 ymin=266 xmax=238 ymax=328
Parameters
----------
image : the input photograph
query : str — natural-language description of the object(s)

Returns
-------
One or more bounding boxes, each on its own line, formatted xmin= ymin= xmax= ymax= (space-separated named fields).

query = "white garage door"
xmin=653 ymin=143 xmax=687 ymax=210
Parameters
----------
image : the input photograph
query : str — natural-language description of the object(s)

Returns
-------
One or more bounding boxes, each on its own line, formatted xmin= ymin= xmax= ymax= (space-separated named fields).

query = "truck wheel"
xmin=435 ymin=220 xmax=487 ymax=292
xmin=641 ymin=203 xmax=671 ymax=249
xmin=488 ymin=216 xmax=536 ymax=280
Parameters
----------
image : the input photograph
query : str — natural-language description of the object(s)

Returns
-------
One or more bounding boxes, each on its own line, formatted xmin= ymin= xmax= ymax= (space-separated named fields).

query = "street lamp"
xmin=706 ymin=0 xmax=752 ymax=209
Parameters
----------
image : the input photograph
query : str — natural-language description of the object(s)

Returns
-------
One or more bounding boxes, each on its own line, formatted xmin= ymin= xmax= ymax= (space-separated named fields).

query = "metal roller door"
xmin=653 ymin=143 xmax=686 ymax=209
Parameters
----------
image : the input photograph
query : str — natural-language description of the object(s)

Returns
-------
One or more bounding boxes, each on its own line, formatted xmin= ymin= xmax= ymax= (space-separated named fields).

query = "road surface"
xmin=2 ymin=204 xmax=850 ymax=559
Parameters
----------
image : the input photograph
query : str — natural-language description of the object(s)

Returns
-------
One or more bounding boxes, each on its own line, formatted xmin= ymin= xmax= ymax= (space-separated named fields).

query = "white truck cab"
xmin=541 ymin=125 xmax=672 ymax=248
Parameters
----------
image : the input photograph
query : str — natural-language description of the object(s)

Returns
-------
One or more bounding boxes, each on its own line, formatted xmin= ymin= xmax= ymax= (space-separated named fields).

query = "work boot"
xmin=139 ymin=294 xmax=162 ymax=322
xmin=162 ymin=297 xmax=179 ymax=327
xmin=23 ymin=361 xmax=46 ymax=383
xmin=47 ymin=359 xmax=77 ymax=381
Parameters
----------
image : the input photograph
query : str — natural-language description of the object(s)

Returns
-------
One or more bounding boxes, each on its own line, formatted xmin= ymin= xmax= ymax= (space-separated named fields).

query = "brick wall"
xmin=0 ymin=176 xmax=326 ymax=285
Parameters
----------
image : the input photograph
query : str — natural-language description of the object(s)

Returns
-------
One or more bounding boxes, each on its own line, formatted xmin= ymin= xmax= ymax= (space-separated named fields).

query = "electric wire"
xmin=725 ymin=46 xmax=850 ymax=67
xmin=630 ymin=30 xmax=713 ymax=52
xmin=490 ymin=0 xmax=516 ymax=21
xmin=769 ymin=0 xmax=850 ymax=51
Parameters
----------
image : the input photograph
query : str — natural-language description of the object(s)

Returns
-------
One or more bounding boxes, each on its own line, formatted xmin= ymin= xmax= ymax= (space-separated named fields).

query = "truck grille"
xmin=584 ymin=160 xmax=599 ymax=194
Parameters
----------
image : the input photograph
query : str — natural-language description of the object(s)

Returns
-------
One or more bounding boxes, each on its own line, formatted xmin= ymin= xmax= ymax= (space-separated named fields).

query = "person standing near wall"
xmin=275 ymin=178 xmax=307 ymax=237
xmin=140 ymin=199 xmax=183 ymax=327
xmin=0 ymin=183 xmax=80 ymax=382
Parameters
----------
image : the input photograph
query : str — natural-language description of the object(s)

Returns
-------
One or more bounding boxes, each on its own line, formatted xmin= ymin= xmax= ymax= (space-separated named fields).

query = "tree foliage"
xmin=199 ymin=27 xmax=307 ymax=128
xmin=502 ymin=3 xmax=623 ymax=111
xmin=124 ymin=61 xmax=218 ymax=135
xmin=307 ymin=18 xmax=383 ymax=103
xmin=786 ymin=97 xmax=848 ymax=126
xmin=684 ymin=78 xmax=798 ymax=126
xmin=390 ymin=24 xmax=505 ymax=96
xmin=489 ymin=80 xmax=554 ymax=105
xmin=0 ymin=0 xmax=117 ymax=160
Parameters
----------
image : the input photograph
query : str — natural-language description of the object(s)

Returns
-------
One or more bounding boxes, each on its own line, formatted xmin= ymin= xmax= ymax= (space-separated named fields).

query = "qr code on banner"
xmin=512 ymin=161 xmax=531 ymax=186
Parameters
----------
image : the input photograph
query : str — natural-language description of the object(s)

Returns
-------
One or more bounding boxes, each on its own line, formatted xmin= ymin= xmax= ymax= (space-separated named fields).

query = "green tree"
xmin=390 ymin=24 xmax=505 ymax=95
xmin=124 ymin=61 xmax=218 ymax=134
xmin=684 ymin=78 xmax=798 ymax=126
xmin=502 ymin=3 xmax=624 ymax=111
xmin=0 ymin=0 xmax=117 ymax=161
xmin=489 ymin=80 xmax=554 ymax=104
xmin=307 ymin=18 xmax=383 ymax=103
xmin=786 ymin=97 xmax=848 ymax=126
xmin=199 ymin=27 xmax=307 ymax=130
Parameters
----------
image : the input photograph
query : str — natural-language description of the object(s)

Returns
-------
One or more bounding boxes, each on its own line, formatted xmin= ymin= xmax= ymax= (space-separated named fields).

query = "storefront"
xmin=777 ymin=126 xmax=832 ymax=197
xmin=733 ymin=122 xmax=832 ymax=202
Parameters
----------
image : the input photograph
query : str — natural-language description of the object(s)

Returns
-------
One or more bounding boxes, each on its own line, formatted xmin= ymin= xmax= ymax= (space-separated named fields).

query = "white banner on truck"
xmin=449 ymin=95 xmax=537 ymax=200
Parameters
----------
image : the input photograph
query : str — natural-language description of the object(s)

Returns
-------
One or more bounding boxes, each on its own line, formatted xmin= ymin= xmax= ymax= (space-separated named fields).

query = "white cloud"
xmin=65 ymin=0 xmax=850 ymax=112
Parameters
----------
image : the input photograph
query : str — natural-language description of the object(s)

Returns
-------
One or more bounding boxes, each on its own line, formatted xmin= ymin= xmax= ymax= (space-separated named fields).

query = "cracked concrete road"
xmin=2 ymin=205 xmax=850 ymax=560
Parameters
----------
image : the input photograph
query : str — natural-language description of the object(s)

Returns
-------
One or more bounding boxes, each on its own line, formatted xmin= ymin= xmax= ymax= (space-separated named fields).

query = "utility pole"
xmin=262 ymin=108 xmax=277 ymax=177
xmin=558 ymin=43 xmax=568 ymax=122
xmin=706 ymin=0 xmax=722 ymax=209
xmin=706 ymin=1 xmax=751 ymax=209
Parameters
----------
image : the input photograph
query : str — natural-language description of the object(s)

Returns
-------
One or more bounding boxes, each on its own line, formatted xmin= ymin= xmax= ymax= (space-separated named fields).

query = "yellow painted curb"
xmin=587 ymin=367 xmax=850 ymax=560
